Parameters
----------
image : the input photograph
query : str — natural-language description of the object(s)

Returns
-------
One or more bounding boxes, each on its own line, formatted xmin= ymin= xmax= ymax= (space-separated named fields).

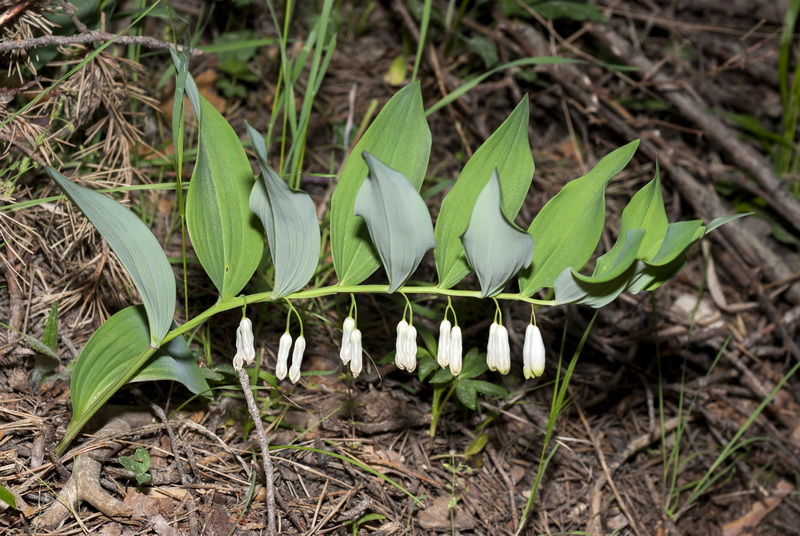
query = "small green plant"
xmin=119 ymin=447 xmax=152 ymax=491
xmin=443 ymin=449 xmax=473 ymax=535
xmin=345 ymin=513 xmax=387 ymax=536
xmin=420 ymin=348 xmax=509 ymax=441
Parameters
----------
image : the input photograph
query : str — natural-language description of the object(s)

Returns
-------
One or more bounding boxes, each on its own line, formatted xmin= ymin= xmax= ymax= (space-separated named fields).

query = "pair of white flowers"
xmin=395 ymin=320 xmax=418 ymax=372
xmin=486 ymin=322 xmax=546 ymax=378
xmin=436 ymin=320 xmax=463 ymax=375
xmin=339 ymin=316 xmax=363 ymax=376
xmin=233 ymin=318 xmax=306 ymax=384
xmin=486 ymin=322 xmax=547 ymax=378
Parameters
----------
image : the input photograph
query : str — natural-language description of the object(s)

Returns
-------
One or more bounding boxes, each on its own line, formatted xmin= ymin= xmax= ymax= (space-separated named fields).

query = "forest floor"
xmin=2 ymin=1 xmax=800 ymax=535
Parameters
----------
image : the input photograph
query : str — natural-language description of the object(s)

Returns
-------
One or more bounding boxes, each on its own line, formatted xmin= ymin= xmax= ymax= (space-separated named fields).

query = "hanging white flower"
xmin=495 ymin=324 xmax=510 ymax=375
xmin=276 ymin=332 xmax=292 ymax=380
xmin=340 ymin=316 xmax=355 ymax=365
xmin=234 ymin=317 xmax=256 ymax=371
xmin=349 ymin=329 xmax=363 ymax=377
xmin=437 ymin=319 xmax=452 ymax=368
xmin=486 ymin=322 xmax=499 ymax=372
xmin=289 ymin=335 xmax=306 ymax=384
xmin=449 ymin=326 xmax=463 ymax=376
xmin=403 ymin=323 xmax=418 ymax=372
xmin=523 ymin=324 xmax=546 ymax=379
xmin=395 ymin=320 xmax=410 ymax=371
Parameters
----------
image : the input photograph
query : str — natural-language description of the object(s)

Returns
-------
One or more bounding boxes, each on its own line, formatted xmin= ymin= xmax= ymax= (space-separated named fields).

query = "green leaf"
xmin=458 ymin=348 xmax=487 ymax=380
xmin=470 ymin=380 xmax=509 ymax=400
xmin=354 ymin=153 xmax=435 ymax=292
xmin=626 ymin=220 xmax=704 ymax=293
xmin=58 ymin=306 xmax=158 ymax=454
xmin=518 ymin=140 xmax=639 ymax=295
xmin=435 ymin=97 xmax=534 ymax=288
xmin=46 ymin=168 xmax=175 ymax=346
xmin=705 ymin=213 xmax=750 ymax=234
xmin=553 ymin=232 xmax=645 ymax=307
xmin=133 ymin=327 xmax=210 ymax=397
xmin=331 ymin=82 xmax=431 ymax=286
xmin=0 ymin=484 xmax=17 ymax=510
xmin=462 ymin=171 xmax=534 ymax=297
xmin=185 ymin=94 xmax=262 ymax=299
xmin=247 ymin=124 xmax=320 ymax=298
xmin=42 ymin=302 xmax=58 ymax=351
xmin=596 ymin=166 xmax=668 ymax=272
xmin=455 ymin=379 xmax=478 ymax=410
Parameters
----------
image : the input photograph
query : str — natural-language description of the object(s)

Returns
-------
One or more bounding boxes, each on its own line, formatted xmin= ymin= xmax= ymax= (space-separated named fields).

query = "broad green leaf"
xmin=0 ymin=484 xmax=16 ymax=510
xmin=594 ymin=167 xmax=668 ymax=274
xmin=626 ymin=220 xmax=704 ymax=293
xmin=331 ymin=82 xmax=431 ymax=286
xmin=518 ymin=140 xmax=639 ymax=296
xmin=58 ymin=306 xmax=158 ymax=454
xmin=458 ymin=348 xmax=487 ymax=380
xmin=354 ymin=153 xmax=435 ymax=292
xmin=455 ymin=379 xmax=478 ymax=410
xmin=46 ymin=167 xmax=175 ymax=346
xmin=462 ymin=171 xmax=534 ymax=297
xmin=471 ymin=380 xmax=509 ymax=400
xmin=247 ymin=124 xmax=320 ymax=298
xmin=132 ymin=327 xmax=210 ymax=397
xmin=553 ymin=229 xmax=645 ymax=307
xmin=627 ymin=255 xmax=689 ymax=294
xmin=185 ymin=94 xmax=262 ymax=299
xmin=554 ymin=263 xmax=640 ymax=308
xmin=435 ymin=97 xmax=534 ymax=288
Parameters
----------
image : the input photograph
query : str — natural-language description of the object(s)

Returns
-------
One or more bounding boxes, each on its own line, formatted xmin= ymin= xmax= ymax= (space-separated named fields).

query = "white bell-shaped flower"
xmin=289 ymin=335 xmax=306 ymax=384
xmin=349 ymin=329 xmax=363 ymax=377
xmin=523 ymin=324 xmax=546 ymax=379
xmin=395 ymin=320 xmax=410 ymax=371
xmin=495 ymin=324 xmax=510 ymax=375
xmin=486 ymin=322 xmax=499 ymax=372
xmin=276 ymin=332 xmax=292 ymax=380
xmin=340 ymin=316 xmax=355 ymax=365
xmin=404 ymin=324 xmax=418 ymax=372
xmin=449 ymin=326 xmax=463 ymax=376
xmin=234 ymin=317 xmax=256 ymax=371
xmin=437 ymin=319 xmax=452 ymax=368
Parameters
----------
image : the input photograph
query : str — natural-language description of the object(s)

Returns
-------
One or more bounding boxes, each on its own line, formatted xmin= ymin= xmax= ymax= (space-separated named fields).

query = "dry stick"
xmin=237 ymin=367 xmax=277 ymax=536
xmin=0 ymin=30 xmax=201 ymax=55
xmin=585 ymin=21 xmax=800 ymax=235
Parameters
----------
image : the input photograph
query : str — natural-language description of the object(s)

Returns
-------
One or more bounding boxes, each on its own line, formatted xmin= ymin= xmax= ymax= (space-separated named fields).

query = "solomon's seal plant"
xmin=42 ymin=55 xmax=746 ymax=533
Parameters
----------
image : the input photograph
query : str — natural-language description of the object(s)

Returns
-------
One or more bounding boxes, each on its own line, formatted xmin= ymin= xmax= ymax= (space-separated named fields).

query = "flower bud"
xmin=449 ymin=326 xmax=463 ymax=376
xmin=234 ymin=317 xmax=255 ymax=371
xmin=340 ymin=316 xmax=355 ymax=365
xmin=349 ymin=329 xmax=363 ymax=377
xmin=395 ymin=320 xmax=410 ymax=371
xmin=437 ymin=319 xmax=452 ymax=368
xmin=486 ymin=322 xmax=499 ymax=372
xmin=276 ymin=332 xmax=292 ymax=380
xmin=289 ymin=335 xmax=306 ymax=384
xmin=523 ymin=325 xmax=545 ymax=379
xmin=495 ymin=324 xmax=510 ymax=375
xmin=404 ymin=324 xmax=418 ymax=372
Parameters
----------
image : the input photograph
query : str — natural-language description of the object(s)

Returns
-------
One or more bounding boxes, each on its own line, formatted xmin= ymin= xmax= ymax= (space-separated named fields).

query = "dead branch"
xmin=0 ymin=30 xmax=201 ymax=55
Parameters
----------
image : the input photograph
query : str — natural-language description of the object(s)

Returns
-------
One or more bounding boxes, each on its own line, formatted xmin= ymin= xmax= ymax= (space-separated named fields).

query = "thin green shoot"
xmin=516 ymin=309 xmax=598 ymax=534
xmin=676 ymin=359 xmax=800 ymax=516
xmin=411 ymin=0 xmax=432 ymax=82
